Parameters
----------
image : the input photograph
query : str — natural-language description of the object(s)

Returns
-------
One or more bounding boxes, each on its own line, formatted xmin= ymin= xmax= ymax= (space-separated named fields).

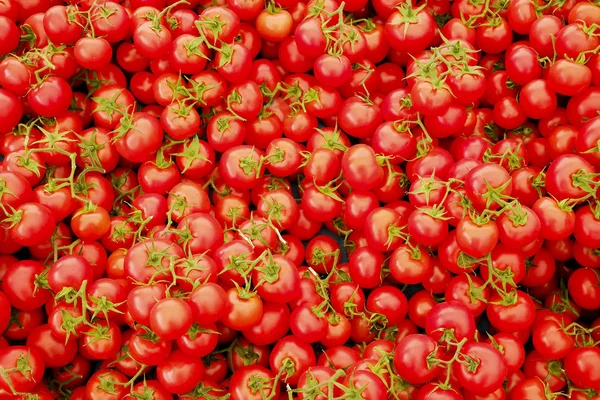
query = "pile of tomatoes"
xmin=1 ymin=0 xmax=600 ymax=398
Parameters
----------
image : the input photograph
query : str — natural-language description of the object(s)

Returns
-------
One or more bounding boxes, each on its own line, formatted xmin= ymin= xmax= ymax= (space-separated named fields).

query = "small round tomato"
xmin=2 ymin=261 xmax=50 ymax=311
xmin=27 ymin=76 xmax=72 ymax=117
xmin=221 ymin=288 xmax=264 ymax=330
xmin=0 ymin=346 xmax=45 ymax=394
xmin=487 ymin=290 xmax=536 ymax=333
xmin=6 ymin=203 xmax=56 ymax=247
xmin=394 ymin=334 xmax=441 ymax=385
xmin=564 ymin=347 xmax=600 ymax=390
xmin=425 ymin=301 xmax=476 ymax=342
xmin=453 ymin=342 xmax=507 ymax=396
xmin=229 ymin=366 xmax=279 ymax=400
xmin=149 ymin=298 xmax=194 ymax=341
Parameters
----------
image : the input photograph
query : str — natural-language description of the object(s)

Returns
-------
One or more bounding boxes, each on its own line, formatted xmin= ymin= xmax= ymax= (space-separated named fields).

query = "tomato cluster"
xmin=1 ymin=0 xmax=600 ymax=398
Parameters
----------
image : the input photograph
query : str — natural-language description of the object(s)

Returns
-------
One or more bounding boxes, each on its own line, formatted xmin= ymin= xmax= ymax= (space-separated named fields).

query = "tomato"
xmin=505 ymin=44 xmax=541 ymax=86
xmin=411 ymin=80 xmax=453 ymax=117
xmin=389 ymin=244 xmax=432 ymax=285
xmin=166 ymin=34 xmax=208 ymax=74
xmin=78 ymin=321 xmax=122 ymax=361
xmin=385 ymin=3 xmax=435 ymax=54
xmin=113 ymin=112 xmax=164 ymax=163
xmin=242 ymin=302 xmax=290 ymax=346
xmin=548 ymin=59 xmax=592 ymax=97
xmin=116 ymin=42 xmax=151 ymax=73
xmin=556 ymin=22 xmax=599 ymax=62
xmin=337 ymin=97 xmax=382 ymax=138
xmin=133 ymin=21 xmax=172 ymax=59
xmin=476 ymin=18 xmax=513 ymax=54
xmin=252 ymin=253 xmax=300 ymax=303
xmin=453 ymin=216 xmax=497 ymax=259
xmin=214 ymin=43 xmax=252 ymax=84
xmin=124 ymin=238 xmax=185 ymax=284
xmin=341 ymin=144 xmax=384 ymax=191
xmin=303 ymin=148 xmax=340 ymax=187
xmin=4 ymin=308 xmax=44 ymax=342
xmin=297 ymin=366 xmax=343 ymax=400
xmin=28 ymin=76 xmax=72 ymax=117
xmin=301 ymin=183 xmax=343 ymax=222
xmin=4 ymin=202 xmax=56 ymax=247
xmin=523 ymin=351 xmax=567 ymax=392
xmin=177 ymin=212 xmax=224 ymax=255
xmin=496 ymin=204 xmax=541 ymax=249
xmin=407 ymin=209 xmax=449 ymax=247
xmin=70 ymin=206 xmax=111 ymax=241
xmin=568 ymin=267 xmax=600 ymax=310
xmin=564 ymin=347 xmax=600 ymax=390
xmin=573 ymin=203 xmax=600 ymax=249
xmin=509 ymin=377 xmax=553 ymax=400
xmin=0 ymin=58 xmax=34 ymax=98
xmin=0 ymin=346 xmax=45 ymax=394
xmin=289 ymin=303 xmax=327 ymax=343
xmin=154 ymin=350 xmax=203 ymax=395
xmin=529 ymin=15 xmax=562 ymax=57
xmin=128 ymin=329 xmax=171 ymax=365
xmin=406 ymin=147 xmax=454 ymax=182
xmin=546 ymin=154 xmax=595 ymax=201
xmin=357 ymin=21 xmax=387 ymax=65
xmin=52 ymin=354 xmax=91 ymax=390
xmin=417 ymin=384 xmax=463 ymax=400
xmin=519 ymin=79 xmax=558 ymax=120
xmin=270 ymin=335 xmax=315 ymax=385
xmin=424 ymin=103 xmax=468 ymax=138
xmin=519 ymin=248 xmax=556 ymax=288
xmin=320 ymin=311 xmax=351 ymax=348
xmin=0 ymin=88 xmax=22 ymax=133
xmin=256 ymin=8 xmax=292 ymax=42
xmin=255 ymin=189 xmax=298 ymax=231
xmin=329 ymin=282 xmax=365 ymax=318
xmin=487 ymin=290 xmax=536 ymax=333
xmin=484 ymin=71 xmax=518 ymax=106
xmin=229 ymin=366 xmax=279 ymax=400
xmin=2 ymin=261 xmax=50 ymax=311
xmin=343 ymin=369 xmax=388 ymax=399
xmin=85 ymin=369 xmax=129 ymax=400
xmin=394 ymin=334 xmax=441 ymax=385
xmin=426 ymin=301 xmax=476 ymax=342
xmin=74 ymin=37 xmax=112 ymax=70
xmin=219 ymin=145 xmax=266 ymax=191
xmin=486 ymin=332 xmax=525 ymax=375
xmin=316 ymin=346 xmax=360 ymax=370
xmin=532 ymin=319 xmax=574 ymax=360
xmin=0 ymin=293 xmax=9 ymax=339
xmin=452 ymin=342 xmax=507 ymax=395
xmin=229 ymin=0 xmax=262 ymax=19
xmin=313 ymin=54 xmax=351 ymax=88
xmin=348 ymin=247 xmax=384 ymax=289
xmin=167 ymin=181 xmax=211 ymax=223
xmin=124 ymin=380 xmax=172 ymax=400
xmin=198 ymin=6 xmax=240 ymax=45
xmin=493 ymin=96 xmax=527 ymax=130
xmin=221 ymin=287 xmax=264 ymax=330
xmin=464 ymin=163 xmax=512 ymax=212
xmin=126 ymin=284 xmax=166 ymax=328
xmin=26 ymin=324 xmax=77 ymax=368
xmin=445 ymin=274 xmax=489 ymax=317
xmin=149 ymin=298 xmax=193 ymax=341
xmin=294 ymin=17 xmax=327 ymax=58
xmin=0 ymin=171 xmax=32 ymax=213
xmin=48 ymin=255 xmax=93 ymax=292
